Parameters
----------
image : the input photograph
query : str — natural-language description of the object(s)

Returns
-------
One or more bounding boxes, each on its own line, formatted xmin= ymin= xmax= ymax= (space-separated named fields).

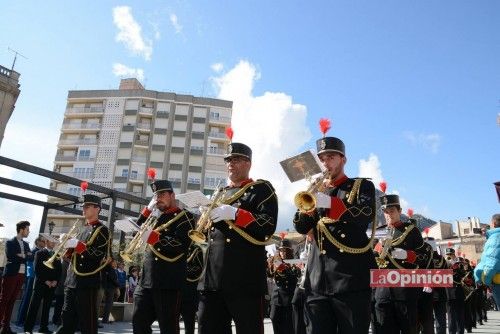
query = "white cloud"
xmin=112 ymin=63 xmax=145 ymax=81
xmin=404 ymin=131 xmax=441 ymax=154
xmin=358 ymin=153 xmax=384 ymax=189
xmin=113 ymin=6 xmax=153 ymax=61
xmin=213 ymin=60 xmax=312 ymax=230
xmin=211 ymin=63 xmax=224 ymax=73
xmin=169 ymin=13 xmax=183 ymax=34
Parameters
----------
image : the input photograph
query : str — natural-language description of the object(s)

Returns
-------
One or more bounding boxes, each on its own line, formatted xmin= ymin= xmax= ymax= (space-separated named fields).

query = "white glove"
xmin=423 ymin=287 xmax=433 ymax=293
xmin=209 ymin=205 xmax=238 ymax=222
xmin=314 ymin=192 xmax=331 ymax=209
xmin=141 ymin=229 xmax=159 ymax=245
xmin=147 ymin=195 xmax=157 ymax=211
xmin=390 ymin=248 xmax=408 ymax=260
xmin=65 ymin=238 xmax=79 ymax=248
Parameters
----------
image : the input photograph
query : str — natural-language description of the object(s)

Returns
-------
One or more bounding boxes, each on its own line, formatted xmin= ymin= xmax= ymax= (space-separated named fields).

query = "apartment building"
xmin=46 ymin=78 xmax=232 ymax=234
xmin=0 ymin=64 xmax=21 ymax=147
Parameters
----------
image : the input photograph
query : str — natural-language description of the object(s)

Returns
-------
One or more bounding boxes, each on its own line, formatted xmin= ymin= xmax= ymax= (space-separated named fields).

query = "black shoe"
xmin=97 ymin=324 xmax=103 ymax=329
xmin=38 ymin=329 xmax=53 ymax=334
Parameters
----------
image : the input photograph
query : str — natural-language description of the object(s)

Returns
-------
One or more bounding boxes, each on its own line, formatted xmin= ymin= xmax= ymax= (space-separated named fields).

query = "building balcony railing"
xmin=135 ymin=139 xmax=150 ymax=147
xmin=129 ymin=173 xmax=145 ymax=181
xmin=60 ymin=171 xmax=94 ymax=179
xmin=205 ymin=163 xmax=226 ymax=171
xmin=209 ymin=115 xmax=231 ymax=123
xmin=208 ymin=132 xmax=226 ymax=139
xmin=139 ymin=107 xmax=153 ymax=114
xmin=54 ymin=155 xmax=96 ymax=162
xmin=58 ymin=138 xmax=98 ymax=145
xmin=208 ymin=147 xmax=225 ymax=155
xmin=136 ymin=123 xmax=151 ymax=130
xmin=131 ymin=155 xmax=147 ymax=163
xmin=65 ymin=107 xmax=104 ymax=114
xmin=61 ymin=123 xmax=100 ymax=130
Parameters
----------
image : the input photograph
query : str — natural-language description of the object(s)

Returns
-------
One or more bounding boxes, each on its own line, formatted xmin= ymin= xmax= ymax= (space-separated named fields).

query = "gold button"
xmin=321 ymin=250 xmax=326 ymax=254
xmin=228 ymin=226 xmax=232 ymax=229
xmin=80 ymin=263 xmax=83 ymax=266
xmin=341 ymin=234 xmax=345 ymax=238
xmin=340 ymin=249 xmax=344 ymax=252
xmin=81 ymin=255 xmax=84 ymax=258
xmin=211 ymin=227 xmax=215 ymax=231
xmin=210 ymin=238 xmax=214 ymax=242
xmin=226 ymin=238 xmax=231 ymax=243
xmin=155 ymin=257 xmax=158 ymax=261
xmin=157 ymin=248 xmax=161 ymax=251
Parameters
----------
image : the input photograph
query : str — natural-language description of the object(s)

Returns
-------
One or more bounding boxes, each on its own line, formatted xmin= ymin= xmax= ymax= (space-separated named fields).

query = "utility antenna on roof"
xmin=7 ymin=47 xmax=27 ymax=71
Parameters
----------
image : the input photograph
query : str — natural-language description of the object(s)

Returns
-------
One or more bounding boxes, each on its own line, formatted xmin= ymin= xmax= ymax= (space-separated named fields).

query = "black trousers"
xmin=464 ymin=298 xmax=473 ymax=331
xmin=132 ymin=286 xmax=180 ymax=334
xmin=197 ymin=291 xmax=264 ymax=334
xmin=375 ymin=300 xmax=418 ymax=334
xmin=52 ymin=293 xmax=64 ymax=325
xmin=292 ymin=287 xmax=307 ymax=334
xmin=305 ymin=289 xmax=371 ymax=334
xmin=447 ymin=299 xmax=465 ymax=334
xmin=118 ymin=287 xmax=126 ymax=302
xmin=270 ymin=304 xmax=294 ymax=334
xmin=101 ymin=287 xmax=115 ymax=323
xmin=180 ymin=296 xmax=199 ymax=334
xmin=24 ymin=284 xmax=55 ymax=332
xmin=433 ymin=300 xmax=447 ymax=334
xmin=55 ymin=287 xmax=99 ymax=334
xmin=416 ymin=292 xmax=434 ymax=334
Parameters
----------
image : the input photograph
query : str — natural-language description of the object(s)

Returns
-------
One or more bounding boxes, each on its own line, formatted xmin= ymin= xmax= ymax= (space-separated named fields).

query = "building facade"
xmin=46 ymin=78 xmax=232 ymax=234
xmin=0 ymin=64 xmax=21 ymax=147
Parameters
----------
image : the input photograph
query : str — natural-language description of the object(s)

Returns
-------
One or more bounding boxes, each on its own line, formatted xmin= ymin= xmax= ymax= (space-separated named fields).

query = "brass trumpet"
xmin=188 ymin=183 xmax=225 ymax=244
xmin=43 ymin=220 xmax=80 ymax=269
xmin=120 ymin=211 xmax=159 ymax=262
xmin=294 ymin=170 xmax=330 ymax=213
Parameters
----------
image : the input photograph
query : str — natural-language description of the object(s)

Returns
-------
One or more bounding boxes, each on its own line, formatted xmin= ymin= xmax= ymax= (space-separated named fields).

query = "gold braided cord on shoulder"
xmin=225 ymin=220 xmax=273 ymax=246
xmin=222 ymin=180 xmax=265 ymax=204
xmin=72 ymin=227 xmax=111 ymax=277
xmin=148 ymin=211 xmax=189 ymax=262
xmin=391 ymin=225 xmax=415 ymax=246
xmin=347 ymin=178 xmax=363 ymax=204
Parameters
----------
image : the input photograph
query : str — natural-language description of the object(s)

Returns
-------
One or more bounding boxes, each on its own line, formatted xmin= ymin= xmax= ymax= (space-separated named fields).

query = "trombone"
xmin=43 ymin=220 xmax=81 ymax=269
xmin=120 ymin=210 xmax=160 ymax=263
xmin=188 ymin=182 xmax=225 ymax=244
xmin=294 ymin=170 xmax=330 ymax=213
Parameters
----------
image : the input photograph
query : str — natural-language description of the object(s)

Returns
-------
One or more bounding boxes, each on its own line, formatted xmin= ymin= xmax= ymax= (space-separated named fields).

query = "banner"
xmin=370 ymin=269 xmax=453 ymax=287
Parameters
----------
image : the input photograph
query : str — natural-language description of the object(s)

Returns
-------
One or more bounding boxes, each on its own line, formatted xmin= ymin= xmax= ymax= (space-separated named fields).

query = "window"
xmin=78 ymin=149 xmax=91 ymax=160
xmin=121 ymin=169 xmax=129 ymax=177
xmin=463 ymin=228 xmax=470 ymax=235
xmin=210 ymin=111 xmax=219 ymax=119
xmin=130 ymin=170 xmax=138 ymax=179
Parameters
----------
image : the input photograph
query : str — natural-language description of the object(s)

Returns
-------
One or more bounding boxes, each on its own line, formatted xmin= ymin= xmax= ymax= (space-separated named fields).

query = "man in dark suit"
xmin=132 ymin=179 xmax=195 ymax=334
xmin=197 ymin=139 xmax=278 ymax=334
xmin=0 ymin=221 xmax=33 ymax=334
xmin=55 ymin=194 xmax=111 ymax=334
xmin=24 ymin=234 xmax=62 ymax=334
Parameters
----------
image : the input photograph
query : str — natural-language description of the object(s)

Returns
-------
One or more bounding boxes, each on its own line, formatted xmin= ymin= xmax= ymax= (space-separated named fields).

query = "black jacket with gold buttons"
xmin=139 ymin=208 xmax=195 ymax=289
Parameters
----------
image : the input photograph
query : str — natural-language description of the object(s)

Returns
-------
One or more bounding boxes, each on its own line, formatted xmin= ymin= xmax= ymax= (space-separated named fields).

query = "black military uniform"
xmin=446 ymin=249 xmax=466 ymax=334
xmin=132 ymin=180 xmax=195 ymax=334
xmin=180 ymin=244 xmax=203 ymax=334
xmin=462 ymin=259 xmax=476 ymax=332
xmin=268 ymin=239 xmax=301 ymax=334
xmin=56 ymin=194 xmax=110 ymax=334
xmin=24 ymin=235 xmax=62 ymax=334
xmin=294 ymin=135 xmax=377 ymax=334
xmin=374 ymin=195 xmax=433 ymax=334
xmin=430 ymin=249 xmax=448 ymax=334
xmin=197 ymin=142 xmax=278 ymax=334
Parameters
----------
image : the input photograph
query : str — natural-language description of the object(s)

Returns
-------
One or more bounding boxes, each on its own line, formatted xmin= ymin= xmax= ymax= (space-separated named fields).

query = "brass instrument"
xmin=294 ymin=170 xmax=330 ymax=213
xmin=375 ymin=237 xmax=393 ymax=268
xmin=298 ymin=237 xmax=311 ymax=289
xmin=188 ymin=183 xmax=225 ymax=243
xmin=120 ymin=210 xmax=159 ymax=262
xmin=43 ymin=220 xmax=80 ymax=269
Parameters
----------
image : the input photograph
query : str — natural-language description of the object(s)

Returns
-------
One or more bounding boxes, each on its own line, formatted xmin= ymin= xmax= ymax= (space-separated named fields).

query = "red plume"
xmin=424 ymin=227 xmax=430 ymax=235
xmin=279 ymin=231 xmax=287 ymax=240
xmin=379 ymin=181 xmax=387 ymax=193
xmin=225 ymin=127 xmax=234 ymax=141
xmin=147 ymin=168 xmax=156 ymax=181
xmin=319 ymin=118 xmax=331 ymax=136
xmin=407 ymin=208 xmax=414 ymax=218
xmin=447 ymin=241 xmax=452 ymax=247
xmin=80 ymin=181 xmax=88 ymax=193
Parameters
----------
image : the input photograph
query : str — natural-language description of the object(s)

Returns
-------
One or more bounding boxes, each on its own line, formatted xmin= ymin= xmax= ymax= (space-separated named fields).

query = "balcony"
xmin=139 ymin=107 xmax=153 ymax=115
xmin=129 ymin=173 xmax=145 ymax=183
xmin=205 ymin=163 xmax=226 ymax=171
xmin=208 ymin=132 xmax=226 ymax=139
xmin=61 ymin=123 xmax=100 ymax=131
xmin=54 ymin=155 xmax=96 ymax=163
xmin=58 ymin=138 xmax=98 ymax=146
xmin=131 ymin=155 xmax=147 ymax=163
xmin=60 ymin=171 xmax=94 ymax=179
xmin=65 ymin=106 xmax=104 ymax=115
xmin=136 ymin=123 xmax=151 ymax=131
xmin=209 ymin=115 xmax=231 ymax=124
xmin=134 ymin=139 xmax=150 ymax=147
xmin=208 ymin=147 xmax=225 ymax=155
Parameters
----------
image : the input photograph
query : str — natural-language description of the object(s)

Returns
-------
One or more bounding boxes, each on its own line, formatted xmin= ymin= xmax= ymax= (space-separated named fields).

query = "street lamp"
xmin=48 ymin=221 xmax=55 ymax=235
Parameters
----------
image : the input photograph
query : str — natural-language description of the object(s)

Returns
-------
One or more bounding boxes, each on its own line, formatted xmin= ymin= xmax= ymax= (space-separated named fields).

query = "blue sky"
xmin=0 ymin=1 xmax=499 ymax=241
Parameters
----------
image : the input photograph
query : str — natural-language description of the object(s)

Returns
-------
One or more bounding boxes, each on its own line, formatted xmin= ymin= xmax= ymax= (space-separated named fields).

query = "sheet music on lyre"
xmin=176 ymin=191 xmax=212 ymax=208
xmin=114 ymin=218 xmax=140 ymax=233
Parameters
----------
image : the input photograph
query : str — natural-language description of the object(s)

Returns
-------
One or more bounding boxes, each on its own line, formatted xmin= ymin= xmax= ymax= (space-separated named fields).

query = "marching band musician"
xmin=374 ymin=194 xmax=433 ymax=334
xmin=446 ymin=248 xmax=466 ymax=334
xmin=132 ymin=179 xmax=195 ymax=334
xmin=56 ymin=194 xmax=111 ymax=334
xmin=426 ymin=237 xmax=448 ymax=334
xmin=268 ymin=238 xmax=301 ymax=334
xmin=293 ymin=119 xmax=377 ymax=334
xmin=292 ymin=234 xmax=312 ymax=334
xmin=197 ymin=131 xmax=278 ymax=334
xmin=180 ymin=244 xmax=204 ymax=334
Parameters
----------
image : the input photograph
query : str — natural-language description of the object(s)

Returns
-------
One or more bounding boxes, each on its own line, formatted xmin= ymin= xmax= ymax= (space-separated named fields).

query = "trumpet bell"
xmin=294 ymin=191 xmax=316 ymax=213
xmin=188 ymin=230 xmax=207 ymax=244
xmin=120 ymin=251 xmax=133 ymax=263
xmin=43 ymin=259 xmax=55 ymax=269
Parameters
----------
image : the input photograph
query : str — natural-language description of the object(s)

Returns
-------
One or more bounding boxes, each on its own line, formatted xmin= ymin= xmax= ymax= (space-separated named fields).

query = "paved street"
xmin=9 ymin=310 xmax=500 ymax=333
